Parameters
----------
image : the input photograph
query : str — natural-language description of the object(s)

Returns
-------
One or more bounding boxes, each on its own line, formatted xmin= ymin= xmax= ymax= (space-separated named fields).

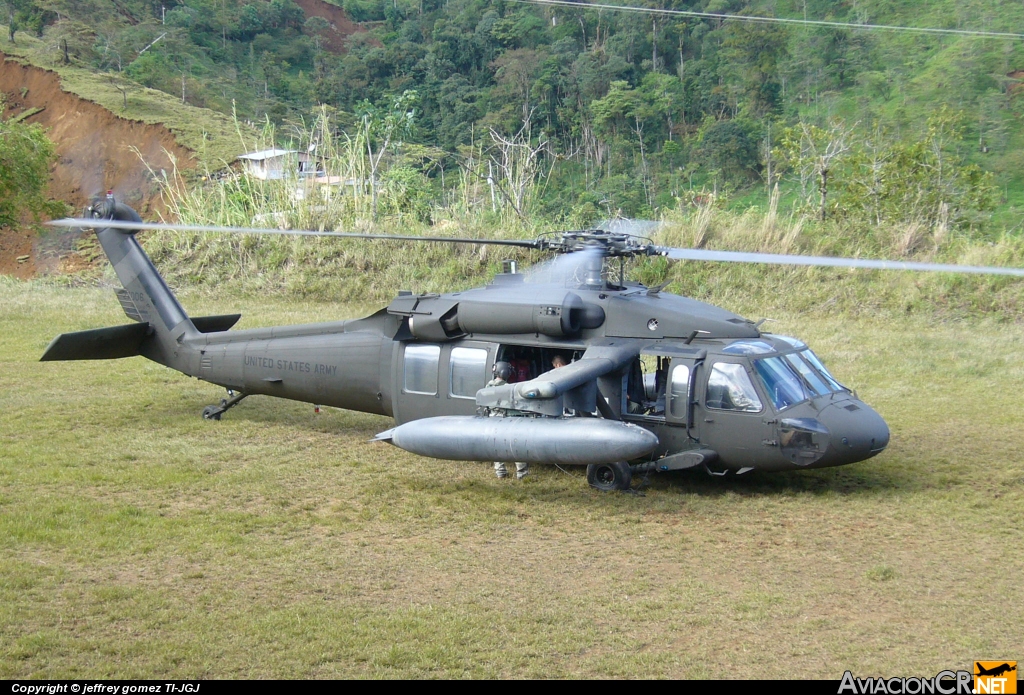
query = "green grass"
xmin=1 ymin=277 xmax=1022 ymax=678
xmin=0 ymin=28 xmax=253 ymax=168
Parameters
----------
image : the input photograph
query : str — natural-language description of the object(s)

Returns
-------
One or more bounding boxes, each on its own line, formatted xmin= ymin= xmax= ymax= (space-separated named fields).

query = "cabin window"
xmin=668 ymin=364 xmax=691 ymax=418
xmin=497 ymin=345 xmax=581 ymax=383
xmin=450 ymin=347 xmax=488 ymax=399
xmin=705 ymin=363 xmax=763 ymax=413
xmin=404 ymin=344 xmax=441 ymax=395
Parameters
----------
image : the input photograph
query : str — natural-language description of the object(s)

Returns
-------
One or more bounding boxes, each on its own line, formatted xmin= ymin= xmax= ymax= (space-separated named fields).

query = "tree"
xmin=304 ymin=15 xmax=330 ymax=55
xmin=779 ymin=119 xmax=854 ymax=220
xmin=837 ymin=111 xmax=997 ymax=232
xmin=697 ymin=118 xmax=760 ymax=183
xmin=356 ymin=90 xmax=418 ymax=219
xmin=638 ymin=72 xmax=684 ymax=141
xmin=721 ymin=20 xmax=789 ymax=116
xmin=0 ymin=105 xmax=65 ymax=227
xmin=486 ymin=116 xmax=548 ymax=222
xmin=3 ymin=0 xmax=34 ymax=44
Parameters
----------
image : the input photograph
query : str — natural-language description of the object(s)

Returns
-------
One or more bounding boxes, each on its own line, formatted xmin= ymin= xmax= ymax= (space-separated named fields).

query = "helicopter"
xmin=42 ymin=197 xmax=1024 ymax=490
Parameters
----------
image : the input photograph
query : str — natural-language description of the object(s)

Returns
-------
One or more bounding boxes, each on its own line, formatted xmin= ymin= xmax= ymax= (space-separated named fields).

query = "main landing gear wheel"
xmin=587 ymin=461 xmax=632 ymax=491
xmin=202 ymin=405 xmax=222 ymax=421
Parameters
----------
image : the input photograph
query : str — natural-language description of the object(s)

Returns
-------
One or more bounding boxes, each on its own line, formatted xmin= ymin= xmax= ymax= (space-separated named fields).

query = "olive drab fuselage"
xmin=42 ymin=202 xmax=889 ymax=477
xmin=189 ymin=281 xmax=888 ymax=473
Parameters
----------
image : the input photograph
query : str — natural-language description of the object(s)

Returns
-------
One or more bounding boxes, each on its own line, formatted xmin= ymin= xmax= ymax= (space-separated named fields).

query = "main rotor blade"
xmin=48 ymin=218 xmax=544 ymax=250
xmin=659 ymin=246 xmax=1024 ymax=277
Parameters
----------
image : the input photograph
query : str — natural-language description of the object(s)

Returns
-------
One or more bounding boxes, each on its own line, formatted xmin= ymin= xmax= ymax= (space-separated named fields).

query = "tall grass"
xmin=649 ymin=193 xmax=1024 ymax=320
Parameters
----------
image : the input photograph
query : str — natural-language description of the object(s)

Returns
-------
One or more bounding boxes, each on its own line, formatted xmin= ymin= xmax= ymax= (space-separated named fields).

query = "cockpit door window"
xmin=668 ymin=364 xmax=691 ymax=419
xmin=705 ymin=362 xmax=763 ymax=413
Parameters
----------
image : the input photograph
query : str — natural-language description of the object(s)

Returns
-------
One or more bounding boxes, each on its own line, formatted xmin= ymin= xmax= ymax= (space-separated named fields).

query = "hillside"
xmin=6 ymin=0 xmax=1022 ymax=223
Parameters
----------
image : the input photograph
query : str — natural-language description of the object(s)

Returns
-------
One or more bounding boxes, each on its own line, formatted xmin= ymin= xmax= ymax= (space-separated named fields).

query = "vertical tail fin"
xmin=90 ymin=198 xmax=198 ymax=369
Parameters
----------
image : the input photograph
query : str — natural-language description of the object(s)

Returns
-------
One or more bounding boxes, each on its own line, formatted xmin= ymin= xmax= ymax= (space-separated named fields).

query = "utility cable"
xmin=507 ymin=0 xmax=1024 ymax=40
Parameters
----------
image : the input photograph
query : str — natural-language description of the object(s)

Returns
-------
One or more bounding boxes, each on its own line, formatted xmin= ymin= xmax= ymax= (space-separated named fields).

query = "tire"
xmin=587 ymin=461 xmax=632 ymax=491
xmin=202 ymin=405 xmax=222 ymax=421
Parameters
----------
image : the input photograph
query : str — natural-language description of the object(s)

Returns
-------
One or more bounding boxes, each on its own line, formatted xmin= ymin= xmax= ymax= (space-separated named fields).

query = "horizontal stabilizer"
xmin=40 ymin=323 xmax=152 ymax=361
xmin=191 ymin=314 xmax=242 ymax=333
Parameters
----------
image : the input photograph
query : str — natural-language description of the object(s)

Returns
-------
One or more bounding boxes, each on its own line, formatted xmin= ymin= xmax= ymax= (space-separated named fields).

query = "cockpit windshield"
xmin=719 ymin=339 xmax=850 ymax=411
xmin=748 ymin=350 xmax=848 ymax=411
xmin=784 ymin=353 xmax=830 ymax=396
xmin=800 ymin=349 xmax=846 ymax=392
xmin=752 ymin=357 xmax=808 ymax=410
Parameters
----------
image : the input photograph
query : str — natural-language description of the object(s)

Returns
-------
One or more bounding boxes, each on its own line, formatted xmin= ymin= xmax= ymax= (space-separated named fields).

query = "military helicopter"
xmin=43 ymin=197 xmax=1024 ymax=490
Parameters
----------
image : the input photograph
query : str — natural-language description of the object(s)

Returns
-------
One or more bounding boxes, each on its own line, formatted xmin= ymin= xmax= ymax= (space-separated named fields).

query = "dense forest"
xmin=5 ymin=0 xmax=1024 ymax=230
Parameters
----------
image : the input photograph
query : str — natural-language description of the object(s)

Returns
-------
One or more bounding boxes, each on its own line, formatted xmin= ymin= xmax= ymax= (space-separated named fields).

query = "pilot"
xmin=487 ymin=361 xmax=529 ymax=480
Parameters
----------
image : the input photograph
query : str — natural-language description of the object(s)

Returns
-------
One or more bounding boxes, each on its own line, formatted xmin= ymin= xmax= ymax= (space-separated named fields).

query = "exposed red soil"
xmin=293 ymin=0 xmax=366 ymax=53
xmin=0 ymin=226 xmax=39 ymax=278
xmin=1007 ymin=70 xmax=1024 ymax=94
xmin=1 ymin=52 xmax=197 ymax=277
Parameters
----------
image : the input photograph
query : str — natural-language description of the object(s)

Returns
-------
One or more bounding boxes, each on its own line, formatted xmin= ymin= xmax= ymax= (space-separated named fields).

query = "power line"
xmin=507 ymin=0 xmax=1024 ymax=40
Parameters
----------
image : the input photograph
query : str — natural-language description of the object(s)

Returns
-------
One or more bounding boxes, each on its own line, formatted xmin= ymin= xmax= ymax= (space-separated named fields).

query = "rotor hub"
xmin=540 ymin=230 xmax=666 ymax=258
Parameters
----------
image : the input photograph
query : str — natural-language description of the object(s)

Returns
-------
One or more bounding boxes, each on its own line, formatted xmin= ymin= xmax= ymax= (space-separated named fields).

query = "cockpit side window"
xmin=705 ymin=362 xmax=763 ymax=413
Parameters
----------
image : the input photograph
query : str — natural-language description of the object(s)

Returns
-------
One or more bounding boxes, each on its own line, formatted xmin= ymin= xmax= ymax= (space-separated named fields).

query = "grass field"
xmin=1 ymin=278 xmax=1022 ymax=678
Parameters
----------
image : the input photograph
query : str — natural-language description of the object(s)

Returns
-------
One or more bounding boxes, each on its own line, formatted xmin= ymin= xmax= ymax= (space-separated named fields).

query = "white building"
xmin=237 ymin=149 xmax=304 ymax=180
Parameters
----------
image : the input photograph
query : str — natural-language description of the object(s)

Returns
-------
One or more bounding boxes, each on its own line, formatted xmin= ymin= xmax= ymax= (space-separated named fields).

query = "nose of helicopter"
xmin=816 ymin=399 xmax=890 ymax=466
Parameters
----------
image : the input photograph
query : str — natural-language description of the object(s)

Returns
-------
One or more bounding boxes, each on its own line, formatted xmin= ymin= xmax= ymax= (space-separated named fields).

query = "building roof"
xmin=237 ymin=148 xmax=298 ymax=161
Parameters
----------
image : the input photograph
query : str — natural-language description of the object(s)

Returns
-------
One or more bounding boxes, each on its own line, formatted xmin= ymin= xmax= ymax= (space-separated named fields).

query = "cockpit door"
xmin=628 ymin=345 xmax=705 ymax=443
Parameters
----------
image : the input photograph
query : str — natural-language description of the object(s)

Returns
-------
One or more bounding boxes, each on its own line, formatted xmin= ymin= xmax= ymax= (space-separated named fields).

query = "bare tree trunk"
xmin=818 ymin=167 xmax=829 ymax=220
xmin=651 ymin=18 xmax=657 ymax=72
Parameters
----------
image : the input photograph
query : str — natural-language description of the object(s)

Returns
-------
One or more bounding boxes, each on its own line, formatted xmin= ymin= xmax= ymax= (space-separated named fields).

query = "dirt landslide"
xmin=293 ymin=0 xmax=366 ymax=53
xmin=1 ymin=51 xmax=196 ymax=277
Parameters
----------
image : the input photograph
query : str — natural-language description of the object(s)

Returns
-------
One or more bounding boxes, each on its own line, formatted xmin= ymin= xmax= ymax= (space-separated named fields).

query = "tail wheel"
xmin=587 ymin=461 xmax=632 ymax=491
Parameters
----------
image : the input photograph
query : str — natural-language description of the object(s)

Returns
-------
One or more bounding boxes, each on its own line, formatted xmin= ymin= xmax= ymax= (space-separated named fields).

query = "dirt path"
xmin=1 ymin=52 xmax=197 ymax=276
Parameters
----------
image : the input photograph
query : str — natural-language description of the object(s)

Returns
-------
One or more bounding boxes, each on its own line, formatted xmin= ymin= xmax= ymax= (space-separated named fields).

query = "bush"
xmin=0 ymin=106 xmax=66 ymax=227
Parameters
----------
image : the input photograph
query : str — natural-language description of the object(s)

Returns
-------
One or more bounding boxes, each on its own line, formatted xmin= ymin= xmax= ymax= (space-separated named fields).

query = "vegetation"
xmin=130 ymin=107 xmax=1024 ymax=320
xmin=2 ymin=279 xmax=1021 ymax=677
xmin=5 ymin=1 xmax=1024 ymax=225
xmin=0 ymin=31 xmax=251 ymax=168
xmin=0 ymin=102 xmax=65 ymax=226
xmin=4 ymin=3 xmax=1024 ymax=676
